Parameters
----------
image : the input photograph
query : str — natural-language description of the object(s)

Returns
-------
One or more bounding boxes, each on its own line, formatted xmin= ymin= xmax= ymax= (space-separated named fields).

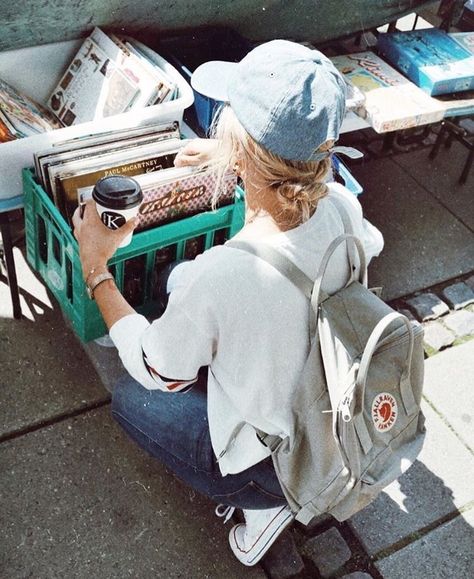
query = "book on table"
xmin=330 ymin=51 xmax=445 ymax=133
xmin=377 ymin=28 xmax=474 ymax=96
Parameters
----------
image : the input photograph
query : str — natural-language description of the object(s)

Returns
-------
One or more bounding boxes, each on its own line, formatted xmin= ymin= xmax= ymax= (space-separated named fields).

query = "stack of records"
xmin=35 ymin=121 xmax=236 ymax=228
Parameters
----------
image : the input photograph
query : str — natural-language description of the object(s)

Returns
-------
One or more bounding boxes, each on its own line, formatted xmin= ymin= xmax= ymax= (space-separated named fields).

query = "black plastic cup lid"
xmin=92 ymin=175 xmax=143 ymax=210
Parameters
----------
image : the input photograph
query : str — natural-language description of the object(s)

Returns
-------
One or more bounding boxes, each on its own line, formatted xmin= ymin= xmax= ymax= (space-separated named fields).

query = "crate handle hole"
xmin=52 ymin=231 xmax=62 ymax=266
xmin=37 ymin=215 xmax=48 ymax=264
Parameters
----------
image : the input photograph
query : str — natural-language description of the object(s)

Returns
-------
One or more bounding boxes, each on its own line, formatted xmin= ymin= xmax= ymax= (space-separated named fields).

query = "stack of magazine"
xmin=0 ymin=79 xmax=62 ymax=142
xmin=34 ymin=121 xmax=237 ymax=228
xmin=0 ymin=27 xmax=180 ymax=142
xmin=47 ymin=27 xmax=179 ymax=126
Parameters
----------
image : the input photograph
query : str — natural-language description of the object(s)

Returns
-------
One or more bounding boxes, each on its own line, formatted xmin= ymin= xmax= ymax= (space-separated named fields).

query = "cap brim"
xmin=190 ymin=61 xmax=237 ymax=103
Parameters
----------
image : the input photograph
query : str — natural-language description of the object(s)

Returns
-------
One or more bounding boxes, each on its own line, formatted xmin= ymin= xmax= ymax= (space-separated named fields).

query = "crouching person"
xmin=73 ymin=40 xmax=383 ymax=566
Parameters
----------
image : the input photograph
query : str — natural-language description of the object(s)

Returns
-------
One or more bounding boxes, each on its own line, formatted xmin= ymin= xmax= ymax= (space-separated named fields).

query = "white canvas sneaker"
xmin=228 ymin=504 xmax=294 ymax=566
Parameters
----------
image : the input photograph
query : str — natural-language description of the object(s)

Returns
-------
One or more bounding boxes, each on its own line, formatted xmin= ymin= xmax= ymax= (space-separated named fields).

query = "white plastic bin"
xmin=0 ymin=38 xmax=194 ymax=202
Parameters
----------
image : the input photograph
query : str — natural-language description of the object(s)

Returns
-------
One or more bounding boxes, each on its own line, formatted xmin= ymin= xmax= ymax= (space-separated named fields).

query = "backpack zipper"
xmin=339 ymin=395 xmax=353 ymax=422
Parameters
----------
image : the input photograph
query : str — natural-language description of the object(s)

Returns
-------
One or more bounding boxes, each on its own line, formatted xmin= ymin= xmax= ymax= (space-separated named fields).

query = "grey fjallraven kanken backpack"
xmin=228 ymin=198 xmax=425 ymax=524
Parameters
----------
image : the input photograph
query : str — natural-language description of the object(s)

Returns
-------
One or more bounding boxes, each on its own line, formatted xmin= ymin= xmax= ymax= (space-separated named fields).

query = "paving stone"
xmin=301 ymin=527 xmax=351 ymax=577
xmin=466 ymin=274 xmax=474 ymax=292
xmin=0 ymin=248 xmax=109 ymax=439
xmin=405 ymin=293 xmax=450 ymax=322
xmin=349 ymin=400 xmax=474 ymax=556
xmin=375 ymin=508 xmax=474 ymax=579
xmin=296 ymin=513 xmax=333 ymax=535
xmin=394 ymin=141 xmax=474 ymax=231
xmin=0 ymin=407 xmax=265 ymax=578
xmin=81 ymin=337 xmax=128 ymax=394
xmin=443 ymin=309 xmax=474 ymax=338
xmin=423 ymin=340 xmax=474 ymax=451
xmin=397 ymin=308 xmax=417 ymax=323
xmin=422 ymin=321 xmax=456 ymax=352
xmin=441 ymin=282 xmax=474 ymax=310
xmin=340 ymin=573 xmax=373 ymax=579
xmin=352 ymin=156 xmax=474 ymax=300
xmin=262 ymin=529 xmax=305 ymax=579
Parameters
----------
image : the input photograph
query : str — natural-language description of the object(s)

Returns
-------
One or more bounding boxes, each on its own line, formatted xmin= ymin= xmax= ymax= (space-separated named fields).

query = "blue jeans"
xmin=111 ymin=372 xmax=287 ymax=509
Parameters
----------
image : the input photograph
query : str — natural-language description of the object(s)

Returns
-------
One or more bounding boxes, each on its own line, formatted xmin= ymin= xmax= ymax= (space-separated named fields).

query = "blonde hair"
xmin=210 ymin=105 xmax=332 ymax=230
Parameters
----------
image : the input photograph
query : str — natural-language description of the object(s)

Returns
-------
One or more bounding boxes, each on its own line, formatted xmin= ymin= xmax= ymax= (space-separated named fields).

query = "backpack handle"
xmin=354 ymin=312 xmax=418 ymax=417
xmin=311 ymin=233 xmax=368 ymax=314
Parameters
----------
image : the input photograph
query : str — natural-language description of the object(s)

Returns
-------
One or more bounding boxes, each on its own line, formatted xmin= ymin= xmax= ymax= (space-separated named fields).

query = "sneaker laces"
xmin=215 ymin=504 xmax=236 ymax=524
xmin=241 ymin=505 xmax=291 ymax=543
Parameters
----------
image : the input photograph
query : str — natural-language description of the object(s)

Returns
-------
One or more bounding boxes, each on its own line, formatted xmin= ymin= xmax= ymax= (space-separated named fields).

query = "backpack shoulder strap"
xmin=328 ymin=194 xmax=357 ymax=273
xmin=226 ymin=239 xmax=330 ymax=301
xmin=226 ymin=194 xmax=362 ymax=301
xmin=328 ymin=195 xmax=355 ymax=235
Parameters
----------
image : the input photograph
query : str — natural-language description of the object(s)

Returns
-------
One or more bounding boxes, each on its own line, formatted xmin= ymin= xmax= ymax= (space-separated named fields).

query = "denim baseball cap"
xmin=191 ymin=40 xmax=361 ymax=162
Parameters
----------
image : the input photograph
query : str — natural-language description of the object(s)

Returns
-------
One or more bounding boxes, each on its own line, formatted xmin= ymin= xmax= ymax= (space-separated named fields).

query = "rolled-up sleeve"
xmin=109 ymin=266 xmax=217 ymax=391
xmin=109 ymin=313 xmax=163 ymax=390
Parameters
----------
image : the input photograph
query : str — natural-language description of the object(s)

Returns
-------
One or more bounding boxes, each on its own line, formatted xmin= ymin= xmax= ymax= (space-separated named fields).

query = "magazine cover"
xmin=47 ymin=36 xmax=140 ymax=125
xmin=124 ymin=39 xmax=178 ymax=103
xmin=136 ymin=168 xmax=237 ymax=230
xmin=47 ymin=28 xmax=179 ymax=125
xmin=92 ymin=28 xmax=175 ymax=107
xmin=330 ymin=52 xmax=445 ymax=133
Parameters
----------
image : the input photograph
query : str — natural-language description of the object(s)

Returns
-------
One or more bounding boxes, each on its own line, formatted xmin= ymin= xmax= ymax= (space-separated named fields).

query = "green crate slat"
xmin=23 ymin=168 xmax=245 ymax=342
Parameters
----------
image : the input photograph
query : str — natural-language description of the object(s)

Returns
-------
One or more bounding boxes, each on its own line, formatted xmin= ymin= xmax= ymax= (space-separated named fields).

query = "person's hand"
xmin=174 ymin=138 xmax=219 ymax=167
xmin=72 ymin=200 xmax=137 ymax=279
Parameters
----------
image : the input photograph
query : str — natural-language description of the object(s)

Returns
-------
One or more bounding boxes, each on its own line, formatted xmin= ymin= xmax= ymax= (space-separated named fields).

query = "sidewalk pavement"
xmin=1 ymin=137 xmax=473 ymax=578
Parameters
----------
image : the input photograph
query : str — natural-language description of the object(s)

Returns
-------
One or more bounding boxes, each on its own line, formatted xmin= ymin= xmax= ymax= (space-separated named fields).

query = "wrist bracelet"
xmin=85 ymin=265 xmax=108 ymax=285
xmin=86 ymin=270 xmax=115 ymax=300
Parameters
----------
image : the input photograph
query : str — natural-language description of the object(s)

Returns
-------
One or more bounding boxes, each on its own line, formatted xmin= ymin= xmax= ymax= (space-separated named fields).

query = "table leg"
xmin=0 ymin=211 xmax=22 ymax=319
xmin=382 ymin=132 xmax=396 ymax=152
xmin=460 ymin=149 xmax=473 ymax=185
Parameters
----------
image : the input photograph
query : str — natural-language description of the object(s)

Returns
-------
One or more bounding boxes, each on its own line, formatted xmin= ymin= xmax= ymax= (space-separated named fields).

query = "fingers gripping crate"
xmin=23 ymin=168 xmax=245 ymax=342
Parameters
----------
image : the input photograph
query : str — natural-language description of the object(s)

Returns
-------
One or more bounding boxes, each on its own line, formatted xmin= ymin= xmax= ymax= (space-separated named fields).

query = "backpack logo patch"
xmin=372 ymin=393 xmax=398 ymax=432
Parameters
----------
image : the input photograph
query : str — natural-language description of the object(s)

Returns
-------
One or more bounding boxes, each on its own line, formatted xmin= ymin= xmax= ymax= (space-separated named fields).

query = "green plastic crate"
xmin=23 ymin=168 xmax=245 ymax=342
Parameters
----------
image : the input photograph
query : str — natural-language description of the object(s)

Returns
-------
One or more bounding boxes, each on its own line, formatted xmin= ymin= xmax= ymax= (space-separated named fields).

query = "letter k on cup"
xmin=92 ymin=175 xmax=143 ymax=247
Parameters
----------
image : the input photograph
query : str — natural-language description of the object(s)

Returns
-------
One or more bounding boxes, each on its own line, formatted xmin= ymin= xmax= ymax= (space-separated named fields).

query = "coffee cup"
xmin=92 ymin=175 xmax=143 ymax=247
